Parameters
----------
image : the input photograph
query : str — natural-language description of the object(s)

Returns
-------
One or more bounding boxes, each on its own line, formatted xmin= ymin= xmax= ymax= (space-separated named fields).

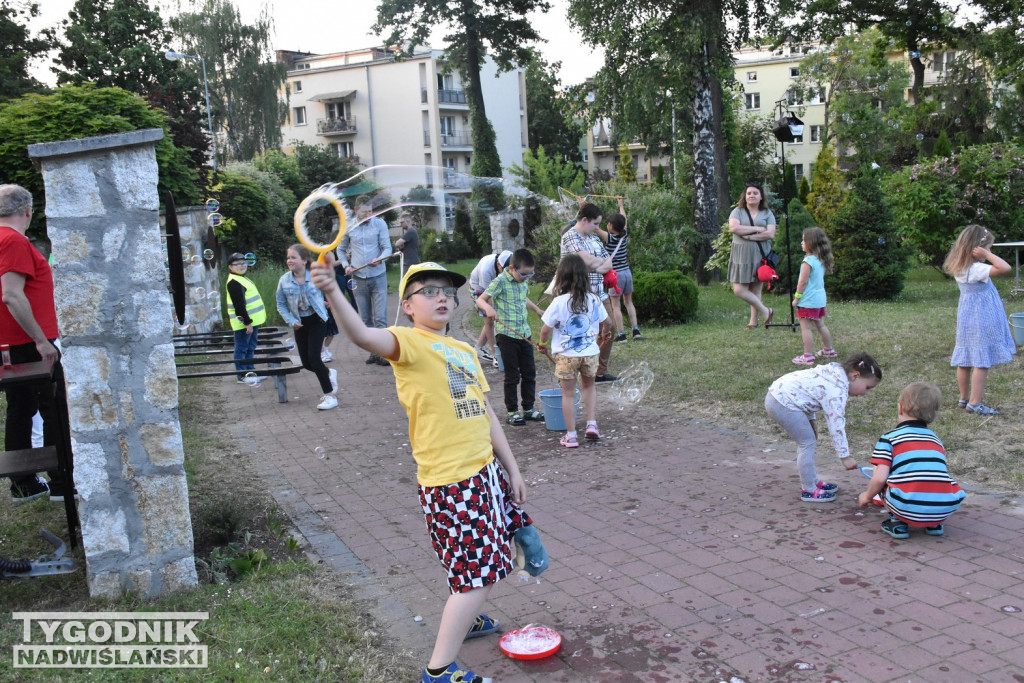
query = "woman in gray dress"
xmin=727 ymin=183 xmax=777 ymax=329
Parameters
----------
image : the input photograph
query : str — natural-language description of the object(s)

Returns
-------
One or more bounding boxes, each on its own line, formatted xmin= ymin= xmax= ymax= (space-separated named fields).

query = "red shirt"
xmin=0 ymin=226 xmax=59 ymax=345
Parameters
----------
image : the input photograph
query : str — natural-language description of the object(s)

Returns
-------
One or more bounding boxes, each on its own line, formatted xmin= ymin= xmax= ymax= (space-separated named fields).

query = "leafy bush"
xmin=632 ymin=271 xmax=699 ymax=324
xmin=223 ymin=161 xmax=297 ymax=258
xmin=0 ymin=84 xmax=201 ymax=238
xmin=830 ymin=168 xmax=910 ymax=300
xmin=420 ymin=229 xmax=473 ymax=264
xmin=884 ymin=142 xmax=1024 ymax=266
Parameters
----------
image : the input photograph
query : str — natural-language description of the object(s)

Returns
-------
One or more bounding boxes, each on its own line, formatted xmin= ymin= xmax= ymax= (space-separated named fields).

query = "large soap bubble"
xmin=609 ymin=361 xmax=655 ymax=405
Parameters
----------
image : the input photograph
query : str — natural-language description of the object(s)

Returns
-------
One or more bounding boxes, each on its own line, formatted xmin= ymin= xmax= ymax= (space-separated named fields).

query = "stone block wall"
xmin=29 ymin=129 xmax=198 ymax=599
xmin=488 ymin=209 xmax=525 ymax=255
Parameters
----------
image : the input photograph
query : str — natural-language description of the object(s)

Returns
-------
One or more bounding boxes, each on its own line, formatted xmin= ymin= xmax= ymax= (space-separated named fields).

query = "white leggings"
xmin=764 ymin=393 xmax=820 ymax=491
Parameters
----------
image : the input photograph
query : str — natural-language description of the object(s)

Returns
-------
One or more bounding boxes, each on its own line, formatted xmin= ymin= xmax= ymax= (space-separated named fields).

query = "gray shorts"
xmin=612 ymin=268 xmax=634 ymax=296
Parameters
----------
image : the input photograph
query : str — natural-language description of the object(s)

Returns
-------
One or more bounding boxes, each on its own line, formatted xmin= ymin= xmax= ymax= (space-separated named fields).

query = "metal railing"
xmin=317 ymin=116 xmax=357 ymax=135
xmin=438 ymin=89 xmax=467 ymax=104
xmin=440 ymin=131 xmax=471 ymax=147
xmin=423 ymin=131 xmax=431 ymax=147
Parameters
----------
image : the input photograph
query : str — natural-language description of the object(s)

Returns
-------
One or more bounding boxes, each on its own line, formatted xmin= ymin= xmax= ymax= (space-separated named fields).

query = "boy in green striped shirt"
xmin=477 ymin=249 xmax=546 ymax=425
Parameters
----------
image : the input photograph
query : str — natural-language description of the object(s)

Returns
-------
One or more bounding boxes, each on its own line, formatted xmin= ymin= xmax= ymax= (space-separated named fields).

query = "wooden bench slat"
xmin=0 ymin=446 xmax=59 ymax=478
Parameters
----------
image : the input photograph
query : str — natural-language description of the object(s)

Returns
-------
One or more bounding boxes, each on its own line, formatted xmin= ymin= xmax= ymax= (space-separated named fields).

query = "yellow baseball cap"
xmin=399 ymin=262 xmax=467 ymax=299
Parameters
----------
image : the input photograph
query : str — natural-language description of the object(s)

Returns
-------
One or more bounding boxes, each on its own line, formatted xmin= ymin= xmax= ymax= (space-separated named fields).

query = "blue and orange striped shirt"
xmin=870 ymin=421 xmax=965 ymax=527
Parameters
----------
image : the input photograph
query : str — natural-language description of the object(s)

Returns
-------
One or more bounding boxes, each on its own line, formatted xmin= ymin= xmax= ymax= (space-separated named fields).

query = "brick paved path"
xmin=221 ymin=297 xmax=1024 ymax=682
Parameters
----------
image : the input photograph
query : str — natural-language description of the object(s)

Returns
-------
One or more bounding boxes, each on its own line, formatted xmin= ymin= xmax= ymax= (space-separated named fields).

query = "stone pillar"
xmin=489 ymin=209 xmax=525 ymax=254
xmin=28 ymin=129 xmax=198 ymax=598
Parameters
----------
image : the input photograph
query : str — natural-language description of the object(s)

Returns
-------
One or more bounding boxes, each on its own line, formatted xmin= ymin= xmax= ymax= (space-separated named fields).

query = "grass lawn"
xmin=469 ymin=266 xmax=1024 ymax=493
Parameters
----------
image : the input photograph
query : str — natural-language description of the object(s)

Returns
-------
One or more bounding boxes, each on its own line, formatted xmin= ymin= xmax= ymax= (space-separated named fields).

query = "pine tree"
xmin=616 ymin=142 xmax=636 ymax=183
xmin=932 ymin=129 xmax=953 ymax=158
xmin=806 ymin=143 xmax=844 ymax=232
xmin=771 ymin=198 xmax=816 ymax=297
xmin=781 ymin=162 xmax=797 ymax=205
xmin=828 ymin=167 xmax=910 ymax=300
xmin=798 ymin=176 xmax=810 ymax=205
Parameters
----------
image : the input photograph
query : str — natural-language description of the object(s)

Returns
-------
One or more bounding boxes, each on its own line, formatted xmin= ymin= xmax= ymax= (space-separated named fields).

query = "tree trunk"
xmin=908 ymin=40 xmax=924 ymax=105
xmin=691 ymin=42 xmax=718 ymax=286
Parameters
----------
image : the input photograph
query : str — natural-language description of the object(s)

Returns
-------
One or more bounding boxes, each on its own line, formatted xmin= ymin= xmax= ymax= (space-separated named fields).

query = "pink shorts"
xmin=796 ymin=306 xmax=826 ymax=320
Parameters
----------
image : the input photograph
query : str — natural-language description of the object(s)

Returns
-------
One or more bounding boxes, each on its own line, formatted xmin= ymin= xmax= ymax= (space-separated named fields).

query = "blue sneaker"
xmin=422 ymin=661 xmax=491 ymax=683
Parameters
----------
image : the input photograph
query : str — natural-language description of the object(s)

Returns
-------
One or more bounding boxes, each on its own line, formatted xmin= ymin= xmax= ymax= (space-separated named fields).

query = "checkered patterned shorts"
xmin=419 ymin=460 xmax=532 ymax=593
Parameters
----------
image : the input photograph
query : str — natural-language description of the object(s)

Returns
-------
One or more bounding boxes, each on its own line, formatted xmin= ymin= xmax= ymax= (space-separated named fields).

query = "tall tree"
xmin=54 ymin=0 xmax=211 ymax=175
xmin=568 ymin=0 xmax=771 ymax=283
xmin=0 ymin=1 xmax=53 ymax=100
xmin=523 ymin=51 xmax=583 ymax=163
xmin=374 ymin=0 xmax=550 ymax=179
xmin=170 ymin=0 xmax=287 ymax=163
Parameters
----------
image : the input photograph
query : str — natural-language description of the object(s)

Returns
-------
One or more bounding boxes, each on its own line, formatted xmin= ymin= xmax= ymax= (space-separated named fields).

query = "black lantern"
xmin=772 ymin=112 xmax=805 ymax=143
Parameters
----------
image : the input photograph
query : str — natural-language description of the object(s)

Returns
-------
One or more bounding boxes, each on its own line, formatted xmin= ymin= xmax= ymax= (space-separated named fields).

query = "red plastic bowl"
xmin=499 ymin=625 xmax=562 ymax=660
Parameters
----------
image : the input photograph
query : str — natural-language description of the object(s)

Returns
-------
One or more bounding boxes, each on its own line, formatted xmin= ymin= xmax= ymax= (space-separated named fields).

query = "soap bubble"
xmin=905 ymin=19 xmax=912 ymax=26
xmin=285 ymin=338 xmax=296 ymax=350
xmin=916 ymin=133 xmax=925 ymax=141
xmin=181 ymin=246 xmax=191 ymax=262
xmin=244 ymin=372 xmax=260 ymax=386
xmin=207 ymin=212 xmax=223 ymax=228
xmin=347 ymin=279 xmax=358 ymax=291
xmin=940 ymin=209 xmax=946 ymax=215
xmin=206 ymin=290 xmax=221 ymax=306
xmin=887 ymin=119 xmax=894 ymax=126
xmin=190 ymin=254 xmax=202 ymax=265
xmin=860 ymin=133 xmax=867 ymax=139
xmin=970 ymin=78 xmax=977 ymax=84
xmin=894 ymin=344 xmax=902 ymax=353
xmin=931 ymin=25 xmax=938 ymax=31
xmin=878 ymin=238 xmax=886 ymax=244
xmin=173 ymin=315 xmax=191 ymax=332
xmin=205 ymin=198 xmax=220 ymax=213
xmin=193 ymin=286 xmax=206 ymax=301
xmin=244 ymin=252 xmax=257 ymax=267
xmin=954 ymin=118 xmax=961 ymax=124
xmin=314 ymin=447 xmax=325 ymax=459
xmin=609 ymin=361 xmax=655 ymax=406
xmin=203 ymin=248 xmax=215 ymax=261
xmin=909 ymin=51 xmax=920 ymax=59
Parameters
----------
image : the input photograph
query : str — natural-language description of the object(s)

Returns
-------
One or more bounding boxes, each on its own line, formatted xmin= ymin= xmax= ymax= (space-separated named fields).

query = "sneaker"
xmin=560 ymin=433 xmax=579 ymax=448
xmin=507 ymin=411 xmax=526 ymax=426
xmin=965 ymin=403 xmax=999 ymax=415
xmin=800 ymin=484 xmax=836 ymax=503
xmin=49 ymin=482 xmax=78 ymax=503
xmin=375 ymin=355 xmax=391 ymax=367
xmin=594 ymin=373 xmax=617 ymax=383
xmin=317 ymin=394 xmax=338 ymax=410
xmin=523 ymin=408 xmax=544 ymax=421
xmin=816 ymin=480 xmax=838 ymax=493
xmin=585 ymin=422 xmax=601 ymax=440
xmin=925 ymin=524 xmax=944 ymax=536
xmin=881 ymin=516 xmax=910 ymax=539
xmin=11 ymin=477 xmax=48 ymax=503
xmin=792 ymin=353 xmax=815 ymax=366
xmin=422 ymin=661 xmax=491 ymax=683
xmin=614 ymin=331 xmax=627 ymax=343
xmin=632 ymin=327 xmax=643 ymax=340
xmin=321 ymin=348 xmax=333 ymax=363
xmin=815 ymin=348 xmax=838 ymax=358
xmin=476 ymin=346 xmax=494 ymax=363
xmin=465 ymin=614 xmax=499 ymax=639
xmin=329 ymin=368 xmax=338 ymax=393
xmin=366 ymin=353 xmax=382 ymax=365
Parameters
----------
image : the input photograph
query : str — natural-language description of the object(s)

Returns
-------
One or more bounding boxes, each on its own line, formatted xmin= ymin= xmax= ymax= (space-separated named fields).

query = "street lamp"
xmin=165 ymin=49 xmax=217 ymax=174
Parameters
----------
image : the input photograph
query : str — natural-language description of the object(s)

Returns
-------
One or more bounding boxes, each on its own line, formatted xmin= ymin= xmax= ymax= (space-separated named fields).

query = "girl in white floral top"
xmin=765 ymin=352 xmax=882 ymax=503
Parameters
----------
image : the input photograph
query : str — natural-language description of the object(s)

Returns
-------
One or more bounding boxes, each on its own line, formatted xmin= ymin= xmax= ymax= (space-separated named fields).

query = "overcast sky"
xmin=29 ymin=0 xmax=602 ymax=88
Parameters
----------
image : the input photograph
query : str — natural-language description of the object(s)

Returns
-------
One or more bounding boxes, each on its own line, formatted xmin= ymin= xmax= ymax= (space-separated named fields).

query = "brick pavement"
xmin=220 ymin=297 xmax=1024 ymax=682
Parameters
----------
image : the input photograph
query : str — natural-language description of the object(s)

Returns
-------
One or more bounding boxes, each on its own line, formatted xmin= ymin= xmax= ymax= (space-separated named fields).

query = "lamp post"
xmin=165 ymin=49 xmax=216 ymax=174
xmin=769 ymin=98 xmax=803 ymax=331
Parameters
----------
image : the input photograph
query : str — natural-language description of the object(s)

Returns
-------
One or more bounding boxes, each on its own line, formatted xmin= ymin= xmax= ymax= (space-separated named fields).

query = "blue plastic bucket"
xmin=538 ymin=388 xmax=581 ymax=431
xmin=1011 ymin=313 xmax=1024 ymax=346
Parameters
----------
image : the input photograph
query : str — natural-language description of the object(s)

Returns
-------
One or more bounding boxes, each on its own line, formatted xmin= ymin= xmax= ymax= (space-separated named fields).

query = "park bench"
xmin=173 ymin=328 xmax=301 ymax=403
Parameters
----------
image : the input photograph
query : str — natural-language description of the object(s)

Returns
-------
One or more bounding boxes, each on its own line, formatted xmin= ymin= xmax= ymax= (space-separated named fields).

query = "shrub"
xmin=829 ymin=168 xmax=910 ymax=300
xmin=420 ymin=229 xmax=473 ymax=264
xmin=632 ymin=271 xmax=699 ymax=325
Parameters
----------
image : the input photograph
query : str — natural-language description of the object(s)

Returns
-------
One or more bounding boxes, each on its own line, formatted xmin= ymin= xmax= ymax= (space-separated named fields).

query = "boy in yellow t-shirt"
xmin=311 ymin=257 xmax=547 ymax=683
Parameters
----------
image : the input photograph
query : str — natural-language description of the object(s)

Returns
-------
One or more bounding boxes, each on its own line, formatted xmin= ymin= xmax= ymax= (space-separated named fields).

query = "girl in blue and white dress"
xmin=943 ymin=224 xmax=1016 ymax=416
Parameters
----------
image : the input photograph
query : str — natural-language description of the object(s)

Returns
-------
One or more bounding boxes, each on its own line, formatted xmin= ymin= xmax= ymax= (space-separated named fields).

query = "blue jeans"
xmin=234 ymin=326 xmax=260 ymax=379
xmin=353 ymin=273 xmax=388 ymax=329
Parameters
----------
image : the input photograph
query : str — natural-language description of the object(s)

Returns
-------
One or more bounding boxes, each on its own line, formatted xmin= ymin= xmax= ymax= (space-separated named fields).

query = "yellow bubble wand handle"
xmin=294 ymin=189 xmax=347 ymax=263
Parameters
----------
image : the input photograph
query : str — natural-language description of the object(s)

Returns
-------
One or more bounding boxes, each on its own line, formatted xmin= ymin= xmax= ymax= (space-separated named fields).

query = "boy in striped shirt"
xmin=858 ymin=382 xmax=966 ymax=539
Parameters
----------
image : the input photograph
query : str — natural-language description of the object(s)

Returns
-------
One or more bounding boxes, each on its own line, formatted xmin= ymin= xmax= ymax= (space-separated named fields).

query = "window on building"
xmin=442 ymin=157 xmax=456 ymax=170
xmin=744 ymin=92 xmax=760 ymax=110
xmin=582 ymin=149 xmax=588 ymax=162
xmin=293 ymin=106 xmax=306 ymax=125
xmin=808 ymin=163 xmax=814 ymax=181
xmin=810 ymin=125 xmax=823 ymax=143
xmin=437 ymin=73 xmax=454 ymax=90
xmin=440 ymin=116 xmax=455 ymax=136
xmin=747 ymin=71 xmax=757 ymax=82
xmin=787 ymin=89 xmax=803 ymax=106
xmin=790 ymin=67 xmax=800 ymax=78
xmin=293 ymin=80 xmax=302 ymax=93
xmin=330 ymin=142 xmax=354 ymax=158
xmin=793 ymin=164 xmax=805 ymax=181
xmin=791 ymin=133 xmax=804 ymax=144
xmin=809 ymin=87 xmax=827 ymax=104
xmin=326 ymin=101 xmax=350 ymax=120
xmin=932 ymin=51 xmax=944 ymax=72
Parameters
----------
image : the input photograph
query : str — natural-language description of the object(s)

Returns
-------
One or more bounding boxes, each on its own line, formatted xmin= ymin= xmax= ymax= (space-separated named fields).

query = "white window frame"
xmin=293 ymin=80 xmax=302 ymax=93
xmin=293 ymin=106 xmax=306 ymax=126
xmin=746 ymin=71 xmax=757 ymax=82
xmin=744 ymin=92 xmax=760 ymax=110
xmin=793 ymin=163 xmax=805 ymax=181
xmin=789 ymin=67 xmax=800 ymax=78
xmin=330 ymin=141 xmax=354 ymax=158
xmin=809 ymin=87 xmax=826 ymax=104
xmin=810 ymin=125 xmax=823 ymax=143
xmin=786 ymin=90 xmax=803 ymax=106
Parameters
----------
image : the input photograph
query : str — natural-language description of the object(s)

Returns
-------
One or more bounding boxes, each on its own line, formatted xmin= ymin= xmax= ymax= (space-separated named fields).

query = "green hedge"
xmin=632 ymin=271 xmax=699 ymax=325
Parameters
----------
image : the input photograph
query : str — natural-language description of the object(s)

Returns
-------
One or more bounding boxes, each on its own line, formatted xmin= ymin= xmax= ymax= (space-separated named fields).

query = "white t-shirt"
xmin=469 ymin=254 xmax=503 ymax=292
xmin=954 ymin=261 xmax=992 ymax=284
xmin=541 ymin=292 xmax=607 ymax=357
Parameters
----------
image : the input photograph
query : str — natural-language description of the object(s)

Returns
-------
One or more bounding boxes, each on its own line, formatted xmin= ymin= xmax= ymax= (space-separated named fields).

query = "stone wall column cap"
xmin=28 ymin=129 xmax=164 ymax=161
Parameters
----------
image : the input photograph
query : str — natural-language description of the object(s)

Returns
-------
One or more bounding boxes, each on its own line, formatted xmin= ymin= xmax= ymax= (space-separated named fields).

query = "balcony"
xmin=443 ymin=171 xmax=471 ymax=190
xmin=317 ymin=116 xmax=357 ymax=136
xmin=440 ymin=131 xmax=472 ymax=148
xmin=438 ymin=89 xmax=467 ymax=105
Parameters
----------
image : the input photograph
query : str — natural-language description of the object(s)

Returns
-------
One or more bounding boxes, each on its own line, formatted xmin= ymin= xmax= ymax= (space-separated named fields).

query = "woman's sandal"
xmin=763 ymin=307 xmax=774 ymax=329
xmin=744 ymin=322 xmax=758 ymax=330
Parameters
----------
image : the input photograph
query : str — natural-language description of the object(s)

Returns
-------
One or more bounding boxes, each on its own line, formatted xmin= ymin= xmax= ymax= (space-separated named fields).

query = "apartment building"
xmin=586 ymin=117 xmax=671 ymax=184
xmin=277 ymin=45 xmax=528 ymax=230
